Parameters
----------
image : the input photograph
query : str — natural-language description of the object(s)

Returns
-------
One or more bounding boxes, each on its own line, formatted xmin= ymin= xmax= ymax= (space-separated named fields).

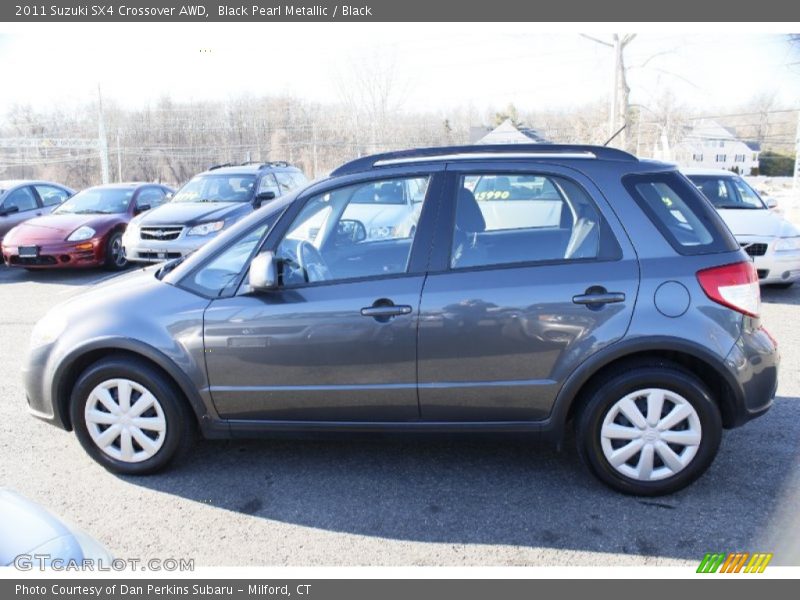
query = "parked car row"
xmin=0 ymin=161 xmax=308 ymax=271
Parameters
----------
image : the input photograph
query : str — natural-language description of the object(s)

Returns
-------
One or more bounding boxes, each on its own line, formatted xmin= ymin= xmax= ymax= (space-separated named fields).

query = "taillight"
xmin=697 ymin=262 xmax=760 ymax=317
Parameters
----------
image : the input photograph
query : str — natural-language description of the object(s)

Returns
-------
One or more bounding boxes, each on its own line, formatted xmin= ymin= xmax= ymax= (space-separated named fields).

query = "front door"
xmin=417 ymin=167 xmax=639 ymax=421
xmin=203 ymin=174 xmax=437 ymax=421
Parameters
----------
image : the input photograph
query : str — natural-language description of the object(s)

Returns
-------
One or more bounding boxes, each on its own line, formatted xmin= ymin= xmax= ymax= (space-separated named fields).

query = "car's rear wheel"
xmin=104 ymin=231 xmax=128 ymax=270
xmin=576 ymin=365 xmax=722 ymax=496
xmin=70 ymin=356 xmax=194 ymax=474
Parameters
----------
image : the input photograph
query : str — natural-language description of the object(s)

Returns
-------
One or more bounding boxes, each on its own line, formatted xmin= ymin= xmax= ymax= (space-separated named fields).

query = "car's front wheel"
xmin=104 ymin=231 xmax=128 ymax=271
xmin=576 ymin=365 xmax=722 ymax=496
xmin=70 ymin=356 xmax=194 ymax=474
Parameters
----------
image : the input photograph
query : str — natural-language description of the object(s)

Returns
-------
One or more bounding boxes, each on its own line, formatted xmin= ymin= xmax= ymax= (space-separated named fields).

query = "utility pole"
xmin=581 ymin=34 xmax=636 ymax=149
xmin=794 ymin=108 xmax=800 ymax=195
xmin=97 ymin=85 xmax=110 ymax=184
xmin=116 ymin=128 xmax=122 ymax=182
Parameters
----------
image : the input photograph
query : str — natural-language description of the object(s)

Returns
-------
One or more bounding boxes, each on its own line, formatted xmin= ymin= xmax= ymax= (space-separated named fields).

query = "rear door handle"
xmin=572 ymin=292 xmax=626 ymax=305
xmin=360 ymin=305 xmax=413 ymax=318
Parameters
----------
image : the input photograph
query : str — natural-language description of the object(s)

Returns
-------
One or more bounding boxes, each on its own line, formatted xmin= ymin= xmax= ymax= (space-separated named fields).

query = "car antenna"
xmin=602 ymin=124 xmax=627 ymax=147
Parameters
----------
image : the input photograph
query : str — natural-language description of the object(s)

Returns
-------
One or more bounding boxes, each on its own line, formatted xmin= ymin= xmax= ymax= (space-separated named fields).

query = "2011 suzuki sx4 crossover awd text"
xmin=24 ymin=145 xmax=778 ymax=496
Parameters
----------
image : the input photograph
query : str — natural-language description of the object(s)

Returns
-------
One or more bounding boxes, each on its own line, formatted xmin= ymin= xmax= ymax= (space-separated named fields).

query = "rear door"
xmin=417 ymin=163 xmax=639 ymax=421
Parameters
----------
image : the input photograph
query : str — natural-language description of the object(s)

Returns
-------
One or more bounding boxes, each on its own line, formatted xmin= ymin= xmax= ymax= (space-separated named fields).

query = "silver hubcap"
xmin=111 ymin=237 xmax=126 ymax=266
xmin=84 ymin=378 xmax=167 ymax=463
xmin=600 ymin=388 xmax=702 ymax=481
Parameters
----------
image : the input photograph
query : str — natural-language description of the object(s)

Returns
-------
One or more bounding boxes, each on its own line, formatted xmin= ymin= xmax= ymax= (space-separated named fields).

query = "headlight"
xmin=774 ymin=237 xmax=800 ymax=252
xmin=369 ymin=226 xmax=396 ymax=239
xmin=125 ymin=221 xmax=140 ymax=237
xmin=187 ymin=220 xmax=225 ymax=237
xmin=66 ymin=226 xmax=96 ymax=242
xmin=29 ymin=311 xmax=67 ymax=350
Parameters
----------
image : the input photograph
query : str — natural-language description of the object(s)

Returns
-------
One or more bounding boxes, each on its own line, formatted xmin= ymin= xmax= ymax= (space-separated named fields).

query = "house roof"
xmin=472 ymin=119 xmax=549 ymax=145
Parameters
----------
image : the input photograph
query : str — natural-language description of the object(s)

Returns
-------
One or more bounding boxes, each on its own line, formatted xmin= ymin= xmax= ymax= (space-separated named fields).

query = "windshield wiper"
xmin=716 ymin=204 xmax=757 ymax=210
xmin=155 ymin=251 xmax=196 ymax=280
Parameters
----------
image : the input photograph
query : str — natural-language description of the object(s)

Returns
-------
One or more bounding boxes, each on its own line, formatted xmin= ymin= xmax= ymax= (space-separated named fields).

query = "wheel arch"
xmin=545 ymin=336 xmax=744 ymax=441
xmin=52 ymin=338 xmax=214 ymax=432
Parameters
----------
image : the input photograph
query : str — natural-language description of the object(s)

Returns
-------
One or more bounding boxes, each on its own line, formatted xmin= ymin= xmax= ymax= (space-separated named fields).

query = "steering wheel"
xmin=296 ymin=240 xmax=330 ymax=283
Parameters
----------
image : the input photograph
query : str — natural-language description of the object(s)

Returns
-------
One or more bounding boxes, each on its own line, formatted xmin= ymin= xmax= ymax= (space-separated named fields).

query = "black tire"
xmin=103 ymin=231 xmax=128 ymax=271
xmin=765 ymin=282 xmax=793 ymax=290
xmin=70 ymin=356 xmax=195 ymax=475
xmin=576 ymin=364 xmax=722 ymax=496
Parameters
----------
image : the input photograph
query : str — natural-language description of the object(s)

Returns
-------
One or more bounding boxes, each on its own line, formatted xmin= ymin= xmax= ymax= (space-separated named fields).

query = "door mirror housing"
xmin=336 ymin=219 xmax=367 ymax=243
xmin=764 ymin=196 xmax=778 ymax=210
xmin=134 ymin=204 xmax=151 ymax=215
xmin=254 ymin=191 xmax=276 ymax=208
xmin=248 ymin=251 xmax=278 ymax=292
xmin=164 ymin=192 xmax=173 ymax=200
xmin=0 ymin=205 xmax=20 ymax=217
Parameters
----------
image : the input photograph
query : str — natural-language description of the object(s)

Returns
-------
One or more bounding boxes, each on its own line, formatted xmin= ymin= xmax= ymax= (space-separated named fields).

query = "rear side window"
xmin=623 ymin=173 xmax=737 ymax=255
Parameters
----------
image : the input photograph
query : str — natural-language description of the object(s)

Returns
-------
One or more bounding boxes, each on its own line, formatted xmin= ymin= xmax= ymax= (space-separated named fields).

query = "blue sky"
xmin=0 ymin=25 xmax=797 ymax=116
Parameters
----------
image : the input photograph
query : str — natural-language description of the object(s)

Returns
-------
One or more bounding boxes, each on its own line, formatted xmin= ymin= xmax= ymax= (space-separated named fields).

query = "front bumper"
xmin=740 ymin=237 xmax=800 ymax=284
xmin=1 ymin=239 xmax=104 ymax=269
xmin=23 ymin=342 xmax=69 ymax=429
xmin=122 ymin=230 xmax=210 ymax=263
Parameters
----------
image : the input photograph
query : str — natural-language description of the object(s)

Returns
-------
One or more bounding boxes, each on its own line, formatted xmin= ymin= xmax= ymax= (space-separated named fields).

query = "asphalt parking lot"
xmin=0 ymin=264 xmax=798 ymax=567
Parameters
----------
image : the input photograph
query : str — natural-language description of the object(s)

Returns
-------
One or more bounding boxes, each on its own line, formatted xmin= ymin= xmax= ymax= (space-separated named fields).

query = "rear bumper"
xmin=723 ymin=324 xmax=779 ymax=427
xmin=2 ymin=239 xmax=104 ymax=269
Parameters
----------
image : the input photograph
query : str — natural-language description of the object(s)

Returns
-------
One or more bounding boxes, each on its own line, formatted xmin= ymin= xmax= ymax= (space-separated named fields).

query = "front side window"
xmin=53 ymin=188 xmax=133 ymax=215
xmin=2 ymin=187 xmax=38 ymax=212
xmin=624 ymin=173 xmax=737 ymax=255
xmin=135 ymin=187 xmax=166 ymax=209
xmin=274 ymin=172 xmax=301 ymax=195
xmin=172 ymin=174 xmax=256 ymax=203
xmin=451 ymin=173 xmax=608 ymax=269
xmin=275 ymin=176 xmax=430 ymax=285
xmin=35 ymin=185 xmax=70 ymax=207
xmin=183 ymin=224 xmax=270 ymax=297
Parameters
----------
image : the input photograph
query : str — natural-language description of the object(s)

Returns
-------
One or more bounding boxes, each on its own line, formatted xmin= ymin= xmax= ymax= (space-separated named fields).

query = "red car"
xmin=1 ymin=183 xmax=173 ymax=270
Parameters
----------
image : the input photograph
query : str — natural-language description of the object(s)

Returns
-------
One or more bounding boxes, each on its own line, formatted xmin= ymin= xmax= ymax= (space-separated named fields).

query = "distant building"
xmin=469 ymin=119 xmax=550 ymax=145
xmin=673 ymin=119 xmax=761 ymax=175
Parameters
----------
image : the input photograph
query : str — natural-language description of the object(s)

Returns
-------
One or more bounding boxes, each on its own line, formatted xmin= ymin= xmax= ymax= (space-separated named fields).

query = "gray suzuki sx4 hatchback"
xmin=24 ymin=145 xmax=778 ymax=495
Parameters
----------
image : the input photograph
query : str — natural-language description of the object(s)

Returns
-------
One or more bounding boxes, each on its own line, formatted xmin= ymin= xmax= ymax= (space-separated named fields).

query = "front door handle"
xmin=360 ymin=305 xmax=413 ymax=318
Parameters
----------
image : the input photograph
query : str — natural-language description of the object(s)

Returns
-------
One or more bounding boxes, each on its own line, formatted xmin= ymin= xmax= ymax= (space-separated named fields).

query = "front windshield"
xmin=689 ymin=175 xmax=765 ymax=210
xmin=172 ymin=174 xmax=256 ymax=203
xmin=53 ymin=188 xmax=134 ymax=215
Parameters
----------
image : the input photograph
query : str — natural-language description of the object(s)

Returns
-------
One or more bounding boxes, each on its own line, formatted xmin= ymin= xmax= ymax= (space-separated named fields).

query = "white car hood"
xmin=717 ymin=208 xmax=800 ymax=239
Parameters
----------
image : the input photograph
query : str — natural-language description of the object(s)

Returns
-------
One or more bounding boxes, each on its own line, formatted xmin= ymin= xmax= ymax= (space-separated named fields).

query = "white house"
xmin=673 ymin=119 xmax=761 ymax=175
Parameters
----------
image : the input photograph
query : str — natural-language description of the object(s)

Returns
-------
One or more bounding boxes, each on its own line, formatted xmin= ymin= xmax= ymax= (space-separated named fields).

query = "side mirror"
xmin=254 ymin=191 xmax=276 ymax=208
xmin=135 ymin=204 xmax=151 ymax=215
xmin=164 ymin=192 xmax=173 ymax=200
xmin=765 ymin=197 xmax=778 ymax=210
xmin=0 ymin=205 xmax=20 ymax=217
xmin=248 ymin=251 xmax=278 ymax=292
xmin=336 ymin=219 xmax=367 ymax=243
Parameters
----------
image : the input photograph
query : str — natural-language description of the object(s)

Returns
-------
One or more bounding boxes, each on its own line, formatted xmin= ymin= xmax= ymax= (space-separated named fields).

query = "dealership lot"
xmin=0 ymin=264 xmax=798 ymax=566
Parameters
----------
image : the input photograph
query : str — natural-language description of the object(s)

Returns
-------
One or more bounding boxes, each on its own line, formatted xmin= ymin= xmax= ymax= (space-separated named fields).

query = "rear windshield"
xmin=623 ymin=172 xmax=738 ymax=255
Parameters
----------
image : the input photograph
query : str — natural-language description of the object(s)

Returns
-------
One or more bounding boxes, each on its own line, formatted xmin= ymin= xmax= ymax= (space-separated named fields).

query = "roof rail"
xmin=331 ymin=144 xmax=637 ymax=176
xmin=209 ymin=160 xmax=292 ymax=171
